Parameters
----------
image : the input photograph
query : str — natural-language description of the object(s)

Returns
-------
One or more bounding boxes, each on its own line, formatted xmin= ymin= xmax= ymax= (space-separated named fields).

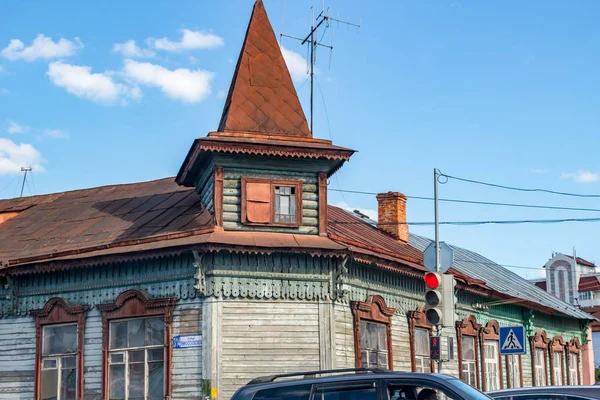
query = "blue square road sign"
xmin=499 ymin=326 xmax=526 ymax=355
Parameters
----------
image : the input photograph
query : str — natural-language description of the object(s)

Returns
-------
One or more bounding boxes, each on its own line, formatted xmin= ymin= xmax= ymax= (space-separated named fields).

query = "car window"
xmin=388 ymin=385 xmax=458 ymax=400
xmin=253 ymin=384 xmax=312 ymax=400
xmin=496 ymin=395 xmax=596 ymax=400
xmin=313 ymin=381 xmax=377 ymax=400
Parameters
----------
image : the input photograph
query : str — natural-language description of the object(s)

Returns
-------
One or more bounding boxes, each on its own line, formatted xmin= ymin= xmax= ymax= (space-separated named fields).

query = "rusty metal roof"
xmin=0 ymin=178 xmax=213 ymax=268
xmin=217 ymin=0 xmax=311 ymax=137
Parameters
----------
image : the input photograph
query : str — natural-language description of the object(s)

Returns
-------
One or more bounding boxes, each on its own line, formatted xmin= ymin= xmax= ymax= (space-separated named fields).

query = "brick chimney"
xmin=376 ymin=192 xmax=408 ymax=243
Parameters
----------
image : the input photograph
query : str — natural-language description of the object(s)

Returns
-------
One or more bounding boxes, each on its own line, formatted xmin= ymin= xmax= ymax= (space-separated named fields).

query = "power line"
xmin=440 ymin=171 xmax=600 ymax=198
xmin=329 ymin=188 xmax=600 ymax=213
xmin=330 ymin=216 xmax=600 ymax=226
xmin=0 ymin=173 xmax=20 ymax=197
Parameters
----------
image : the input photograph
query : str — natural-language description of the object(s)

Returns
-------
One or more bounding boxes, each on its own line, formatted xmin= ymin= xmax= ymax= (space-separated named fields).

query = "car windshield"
xmin=446 ymin=378 xmax=493 ymax=400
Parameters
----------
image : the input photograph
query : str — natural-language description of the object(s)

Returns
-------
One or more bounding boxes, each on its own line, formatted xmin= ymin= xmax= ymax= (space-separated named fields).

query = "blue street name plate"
xmin=499 ymin=326 xmax=526 ymax=355
xmin=173 ymin=334 xmax=202 ymax=349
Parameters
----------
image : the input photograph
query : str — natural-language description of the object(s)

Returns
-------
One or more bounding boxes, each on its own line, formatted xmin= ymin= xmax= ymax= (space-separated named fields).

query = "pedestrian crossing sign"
xmin=499 ymin=325 xmax=526 ymax=355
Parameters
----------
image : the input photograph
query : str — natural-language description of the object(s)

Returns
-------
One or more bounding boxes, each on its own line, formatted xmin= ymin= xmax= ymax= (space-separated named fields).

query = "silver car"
xmin=487 ymin=386 xmax=600 ymax=400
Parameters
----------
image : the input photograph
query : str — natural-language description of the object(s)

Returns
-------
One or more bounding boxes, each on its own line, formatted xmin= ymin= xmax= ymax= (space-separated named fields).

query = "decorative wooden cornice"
xmin=480 ymin=320 xmax=500 ymax=340
xmin=351 ymin=295 xmax=396 ymax=321
xmin=31 ymin=297 xmax=88 ymax=320
xmin=568 ymin=337 xmax=582 ymax=352
xmin=456 ymin=314 xmax=481 ymax=336
xmin=530 ymin=329 xmax=551 ymax=347
xmin=551 ymin=335 xmax=567 ymax=353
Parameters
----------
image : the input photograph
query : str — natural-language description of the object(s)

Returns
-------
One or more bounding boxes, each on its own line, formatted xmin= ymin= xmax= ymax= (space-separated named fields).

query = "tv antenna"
xmin=20 ymin=166 xmax=32 ymax=197
xmin=280 ymin=1 xmax=360 ymax=134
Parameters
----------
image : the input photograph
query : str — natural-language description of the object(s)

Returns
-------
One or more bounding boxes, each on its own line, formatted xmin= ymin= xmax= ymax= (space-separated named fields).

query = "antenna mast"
xmin=280 ymin=3 xmax=360 ymax=134
xmin=20 ymin=167 xmax=32 ymax=198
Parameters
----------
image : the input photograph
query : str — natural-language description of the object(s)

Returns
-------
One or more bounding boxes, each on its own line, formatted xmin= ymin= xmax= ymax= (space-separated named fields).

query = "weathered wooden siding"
xmin=334 ymin=303 xmax=355 ymax=369
xmin=84 ymin=308 xmax=103 ymax=398
xmin=0 ymin=316 xmax=36 ymax=399
xmin=222 ymin=168 xmax=319 ymax=235
xmin=219 ymin=301 xmax=321 ymax=400
xmin=172 ymin=298 xmax=204 ymax=399
xmin=196 ymin=161 xmax=215 ymax=212
xmin=391 ymin=314 xmax=412 ymax=372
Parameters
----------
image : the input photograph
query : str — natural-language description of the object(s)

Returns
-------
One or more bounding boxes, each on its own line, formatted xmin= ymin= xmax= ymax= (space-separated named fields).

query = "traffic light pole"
xmin=434 ymin=168 xmax=442 ymax=374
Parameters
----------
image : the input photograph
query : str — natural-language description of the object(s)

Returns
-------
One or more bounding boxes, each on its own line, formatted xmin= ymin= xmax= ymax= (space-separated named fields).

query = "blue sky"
xmin=1 ymin=0 xmax=599 ymax=279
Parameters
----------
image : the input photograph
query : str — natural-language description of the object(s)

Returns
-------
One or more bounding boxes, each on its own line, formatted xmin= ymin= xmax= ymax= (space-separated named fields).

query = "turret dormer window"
xmin=241 ymin=177 xmax=302 ymax=227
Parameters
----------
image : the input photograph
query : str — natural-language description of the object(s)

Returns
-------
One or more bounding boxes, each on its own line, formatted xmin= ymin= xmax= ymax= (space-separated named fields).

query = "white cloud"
xmin=1 ymin=34 xmax=83 ymax=62
xmin=47 ymin=61 xmax=140 ymax=105
xmin=150 ymin=29 xmax=224 ymax=52
xmin=188 ymin=56 xmax=198 ymax=65
xmin=112 ymin=40 xmax=155 ymax=58
xmin=560 ymin=170 xmax=600 ymax=183
xmin=123 ymin=59 xmax=213 ymax=103
xmin=216 ymin=89 xmax=226 ymax=100
xmin=43 ymin=129 xmax=69 ymax=139
xmin=334 ymin=201 xmax=378 ymax=221
xmin=280 ymin=46 xmax=308 ymax=82
xmin=7 ymin=121 xmax=28 ymax=134
xmin=0 ymin=138 xmax=43 ymax=175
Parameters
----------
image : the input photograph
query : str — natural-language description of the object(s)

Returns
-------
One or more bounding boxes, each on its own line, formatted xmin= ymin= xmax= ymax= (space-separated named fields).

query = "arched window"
xmin=550 ymin=336 xmax=567 ymax=385
xmin=98 ymin=290 xmax=175 ymax=400
xmin=31 ymin=297 xmax=89 ymax=400
xmin=480 ymin=320 xmax=503 ymax=392
xmin=408 ymin=306 xmax=434 ymax=373
xmin=457 ymin=315 xmax=481 ymax=388
xmin=530 ymin=330 xmax=550 ymax=386
xmin=351 ymin=295 xmax=395 ymax=370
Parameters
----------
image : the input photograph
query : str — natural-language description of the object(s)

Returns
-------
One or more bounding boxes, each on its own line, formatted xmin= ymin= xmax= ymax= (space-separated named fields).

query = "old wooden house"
xmin=0 ymin=1 xmax=595 ymax=399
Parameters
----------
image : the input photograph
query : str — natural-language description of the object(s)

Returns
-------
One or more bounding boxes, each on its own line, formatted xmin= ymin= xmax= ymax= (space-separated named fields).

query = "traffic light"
xmin=424 ymin=272 xmax=443 ymax=326
xmin=424 ymin=272 xmax=457 ymax=328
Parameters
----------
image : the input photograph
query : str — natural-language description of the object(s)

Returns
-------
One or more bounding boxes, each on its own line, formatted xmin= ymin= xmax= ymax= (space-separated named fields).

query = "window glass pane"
xmin=128 ymin=363 xmax=145 ymax=399
xmin=280 ymin=195 xmax=290 ymax=215
xmin=462 ymin=336 xmax=475 ymax=360
xmin=378 ymin=325 xmax=386 ymax=351
xmin=109 ymin=364 xmax=125 ymax=400
xmin=128 ymin=319 xmax=145 ymax=348
xmin=130 ymin=349 xmax=145 ymax=363
xmin=360 ymin=321 xmax=368 ymax=349
xmin=62 ymin=356 xmax=77 ymax=369
xmin=148 ymin=361 xmax=165 ymax=399
xmin=60 ymin=361 xmax=77 ymax=400
xmin=415 ymin=328 xmax=429 ymax=356
xmin=110 ymin=321 xmax=128 ymax=350
xmin=378 ymin=352 xmax=388 ymax=367
xmin=149 ymin=348 xmax=164 ymax=362
xmin=110 ymin=353 xmax=124 ymax=364
xmin=369 ymin=351 xmax=377 ymax=366
xmin=146 ymin=318 xmax=164 ymax=346
xmin=43 ymin=359 xmax=57 ymax=369
xmin=43 ymin=325 xmax=77 ymax=355
xmin=41 ymin=368 xmax=58 ymax=400
xmin=361 ymin=350 xmax=368 ymax=367
xmin=321 ymin=387 xmax=377 ymax=400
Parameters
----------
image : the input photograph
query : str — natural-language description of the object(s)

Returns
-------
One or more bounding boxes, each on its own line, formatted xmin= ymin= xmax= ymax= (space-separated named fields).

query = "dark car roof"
xmin=233 ymin=372 xmax=472 ymax=400
xmin=488 ymin=386 xmax=600 ymax=397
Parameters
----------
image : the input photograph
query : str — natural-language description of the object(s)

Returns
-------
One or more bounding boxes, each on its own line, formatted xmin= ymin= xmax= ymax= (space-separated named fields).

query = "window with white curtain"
xmin=414 ymin=328 xmax=430 ymax=373
xmin=569 ymin=353 xmax=579 ymax=384
xmin=461 ymin=336 xmax=477 ymax=386
xmin=484 ymin=340 xmax=500 ymax=391
xmin=507 ymin=355 xmax=521 ymax=388
xmin=553 ymin=351 xmax=564 ymax=385
xmin=535 ymin=348 xmax=547 ymax=386
xmin=359 ymin=320 xmax=388 ymax=369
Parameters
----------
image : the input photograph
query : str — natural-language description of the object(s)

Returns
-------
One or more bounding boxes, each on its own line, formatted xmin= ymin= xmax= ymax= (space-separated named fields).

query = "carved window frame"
xmin=530 ymin=330 xmax=550 ymax=386
xmin=549 ymin=335 xmax=567 ymax=385
xmin=350 ymin=295 xmax=396 ymax=370
xmin=567 ymin=337 xmax=582 ymax=385
xmin=480 ymin=320 xmax=504 ymax=391
xmin=505 ymin=353 xmax=523 ymax=389
xmin=31 ymin=297 xmax=89 ymax=400
xmin=456 ymin=315 xmax=481 ymax=389
xmin=407 ymin=306 xmax=434 ymax=373
xmin=97 ymin=290 xmax=176 ymax=400
xmin=241 ymin=177 xmax=303 ymax=227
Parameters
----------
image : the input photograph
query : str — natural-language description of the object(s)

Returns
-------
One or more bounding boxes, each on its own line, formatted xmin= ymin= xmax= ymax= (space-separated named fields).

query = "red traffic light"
xmin=424 ymin=272 xmax=441 ymax=289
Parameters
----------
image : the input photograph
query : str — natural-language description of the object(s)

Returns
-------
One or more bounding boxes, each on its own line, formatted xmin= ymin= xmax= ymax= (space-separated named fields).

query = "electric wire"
xmin=330 ymin=217 xmax=600 ymax=226
xmin=329 ymin=188 xmax=600 ymax=213
xmin=0 ymin=173 xmax=20 ymax=197
xmin=440 ymin=171 xmax=600 ymax=198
